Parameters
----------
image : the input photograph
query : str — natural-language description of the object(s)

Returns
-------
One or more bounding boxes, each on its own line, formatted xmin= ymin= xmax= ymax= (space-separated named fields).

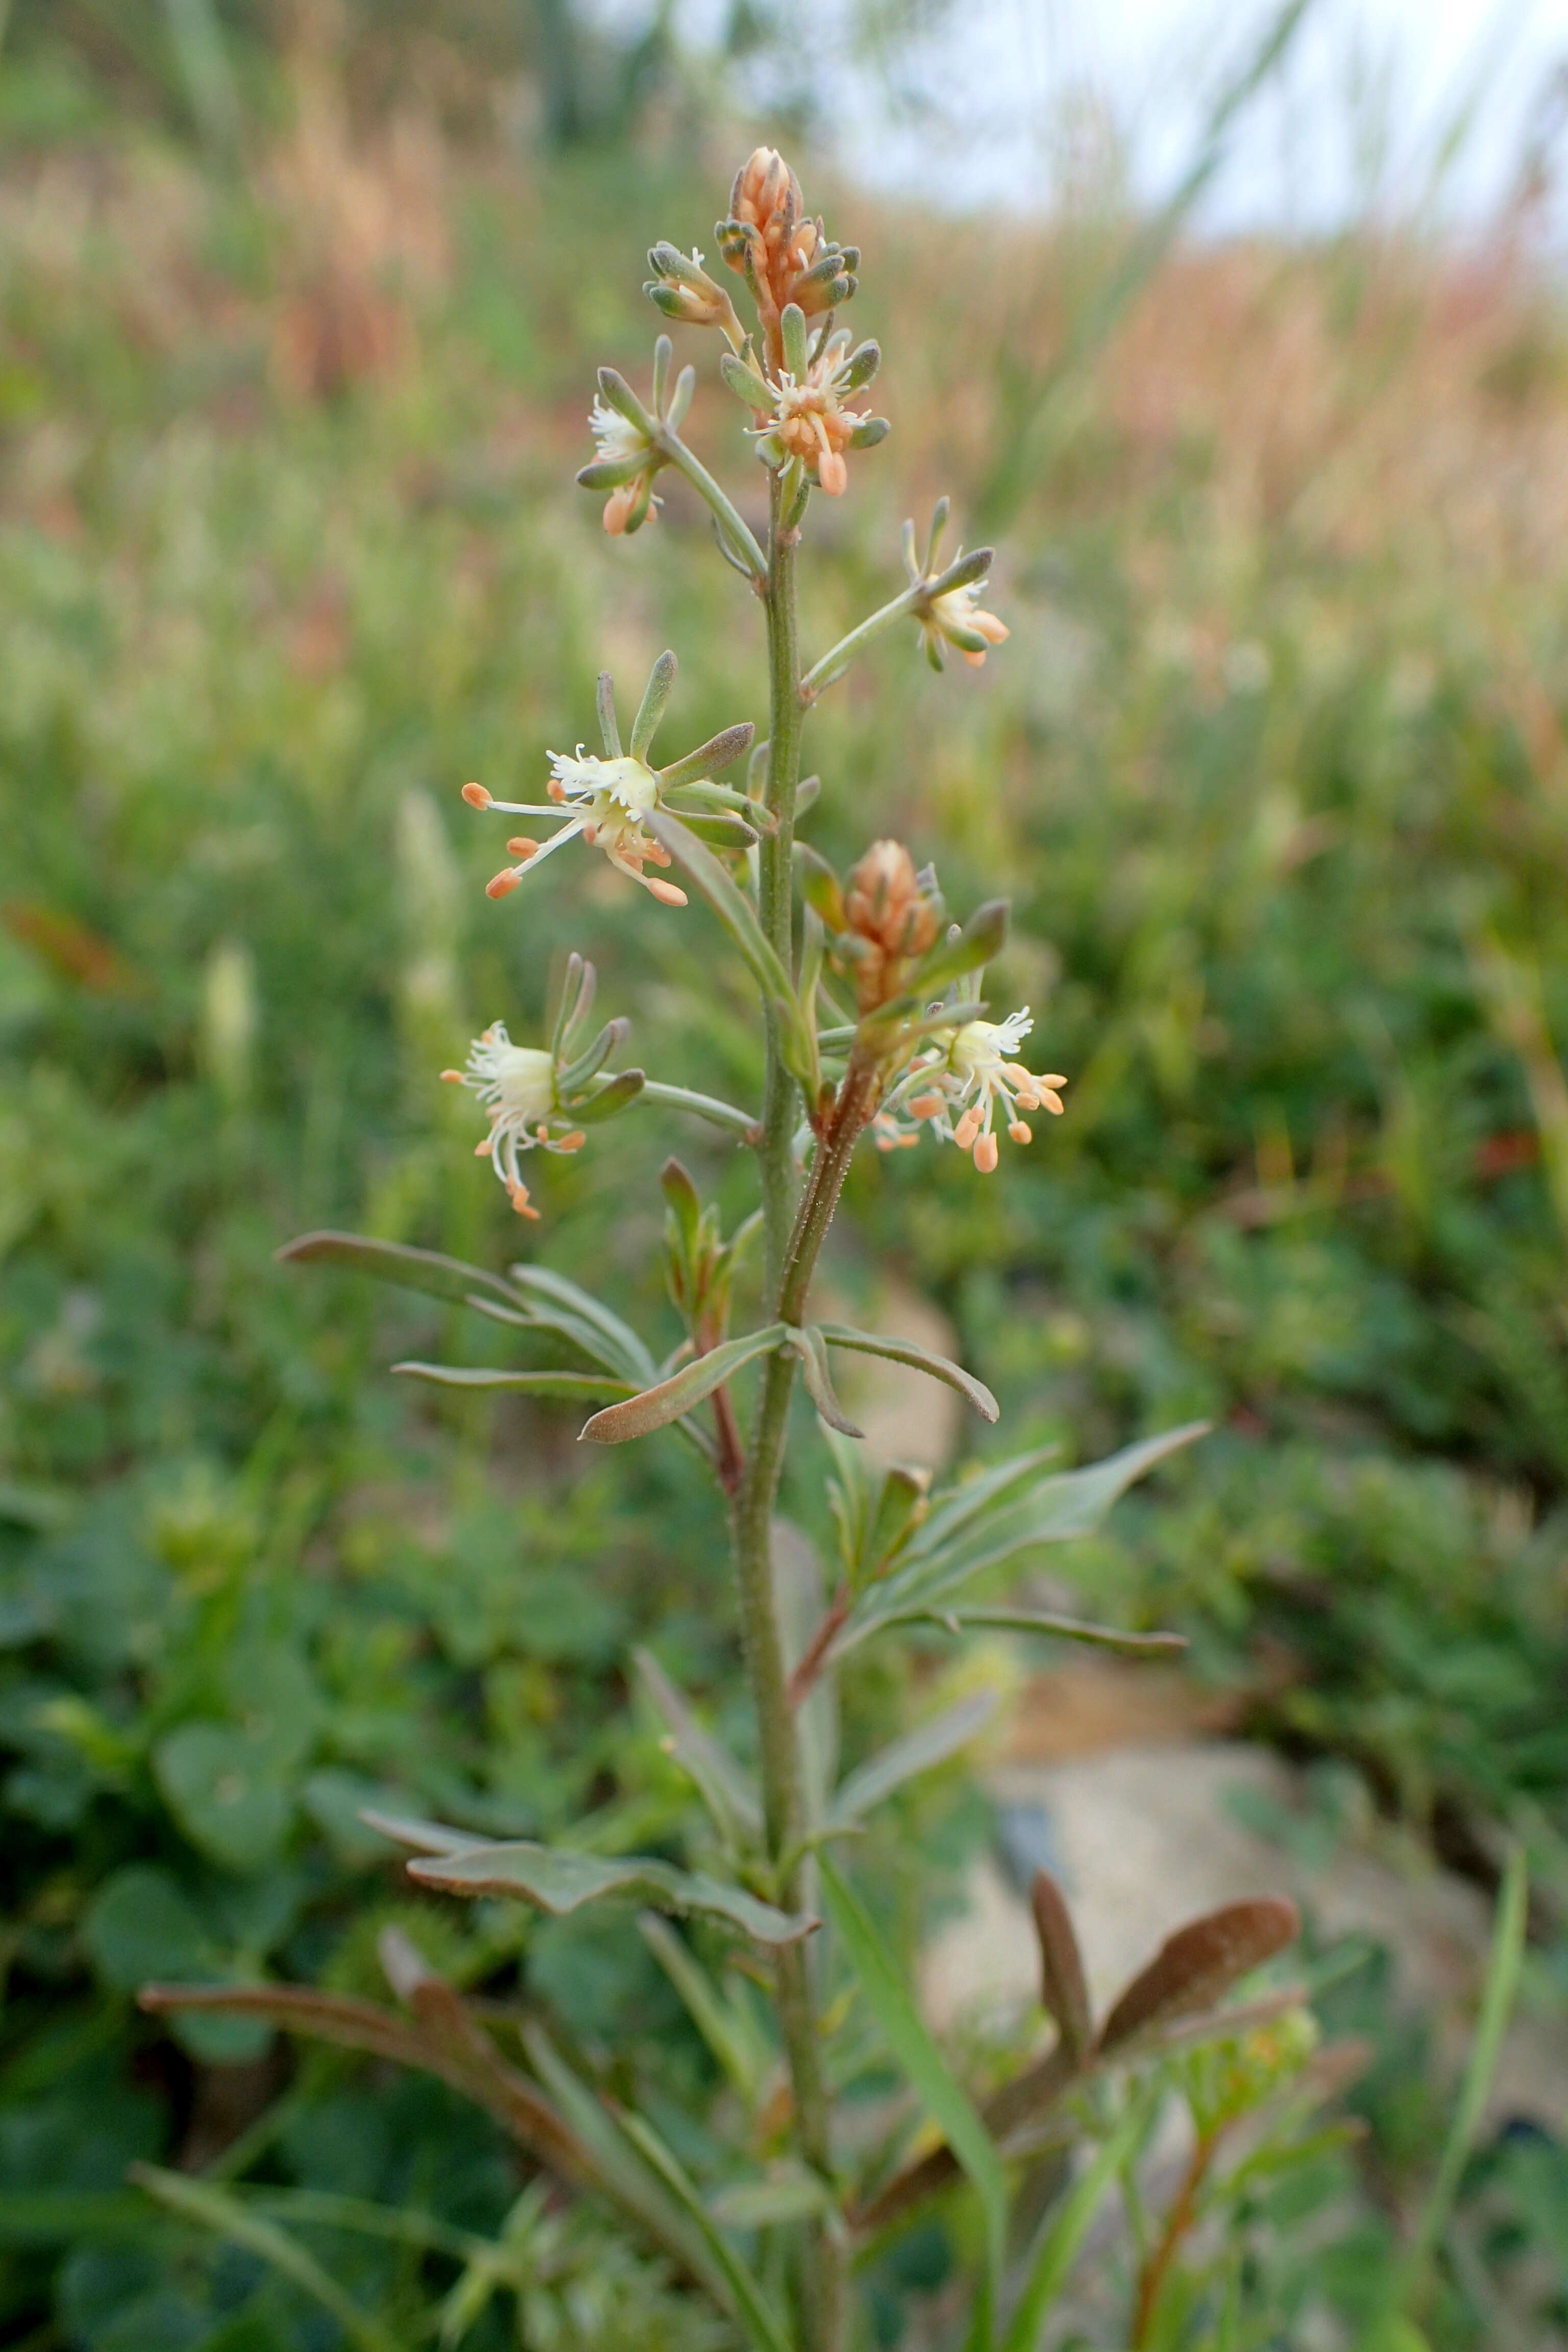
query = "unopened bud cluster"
xmin=718 ymin=148 xmax=859 ymax=369
xmin=842 ymin=842 xmax=944 ymax=1009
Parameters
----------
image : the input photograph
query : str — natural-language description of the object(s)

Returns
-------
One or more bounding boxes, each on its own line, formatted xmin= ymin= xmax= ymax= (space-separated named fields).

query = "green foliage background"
xmin=2 ymin=17 xmax=1567 ymax=2346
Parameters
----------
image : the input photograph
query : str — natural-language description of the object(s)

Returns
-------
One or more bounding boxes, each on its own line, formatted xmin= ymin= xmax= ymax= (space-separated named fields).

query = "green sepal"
xmin=596 ymin=364 xmax=654 ymax=436
xmin=841 ymin=339 xmax=881 ymax=390
xmin=796 ymin=842 xmax=846 ymax=932
xmin=651 ymin=332 xmax=671 ymax=417
xmin=572 ymin=1068 xmax=646 ymax=1123
xmin=680 ymin=812 xmax=760 ymax=850
xmin=927 ymin=544 xmax=994 ymax=597
xmin=630 ymin=648 xmax=677 ymax=761
xmin=577 ymin=454 xmax=649 ymax=492
xmin=595 ymin=671 xmax=621 ymax=757
xmin=720 ymin=353 xmax=769 ymax=410
xmin=666 ymin=364 xmax=696 ymax=430
xmin=780 ymin=302 xmax=808 ymax=378
xmin=658 ymin=721 xmax=755 ymax=791
xmin=556 ymin=1014 xmax=627 ymax=1094
xmin=849 ymin=416 xmax=890 ymax=450
xmin=909 ymin=899 xmax=1010 ymax=998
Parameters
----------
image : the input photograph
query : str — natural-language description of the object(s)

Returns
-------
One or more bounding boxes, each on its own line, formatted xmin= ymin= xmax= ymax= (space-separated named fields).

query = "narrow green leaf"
xmin=619 ymin=2113 xmax=794 ymax=2352
xmin=816 ymin=1323 xmax=998 ymax=1423
xmin=888 ymin=1607 xmax=1185 ymax=1655
xmin=406 ymin=1837 xmax=816 ymax=1947
xmin=580 ymin=1325 xmax=787 ymax=1444
xmin=827 ymin=1692 xmax=998 ymax=1829
xmin=820 ymin=1856 xmax=1008 ymax=2300
xmin=639 ymin=1916 xmax=763 ymax=2102
xmin=999 ymin=2102 xmax=1148 ymax=2352
xmin=131 ymin=2166 xmax=400 ymax=2352
xmin=506 ymin=1264 xmax=659 ymax=1384
xmin=392 ymin=1364 xmax=635 ymax=1400
xmin=841 ymin=1425 xmax=1209 ymax=1651
xmin=787 ymin=1326 xmax=864 ymax=1437
xmin=523 ymin=2022 xmax=734 ymax=2305
xmin=278 ymin=1230 xmax=518 ymax=1310
xmin=634 ymin=1648 xmax=763 ymax=1846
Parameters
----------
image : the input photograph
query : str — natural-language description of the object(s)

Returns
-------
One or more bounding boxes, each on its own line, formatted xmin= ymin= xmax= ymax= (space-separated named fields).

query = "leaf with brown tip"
xmin=1030 ymin=1869 xmax=1093 ymax=2065
xmin=1096 ymin=1896 xmax=1301 ymax=2055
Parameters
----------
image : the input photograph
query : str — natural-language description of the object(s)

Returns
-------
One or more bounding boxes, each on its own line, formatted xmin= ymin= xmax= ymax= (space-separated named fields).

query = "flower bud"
xmin=718 ymin=147 xmax=859 ymax=370
xmin=841 ymin=841 xmax=944 ymax=1010
xmin=644 ymin=242 xmax=743 ymax=348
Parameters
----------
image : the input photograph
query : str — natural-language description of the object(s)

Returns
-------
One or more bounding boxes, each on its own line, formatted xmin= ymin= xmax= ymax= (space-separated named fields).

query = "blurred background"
xmin=4 ymin=0 xmax=1568 ymax=2344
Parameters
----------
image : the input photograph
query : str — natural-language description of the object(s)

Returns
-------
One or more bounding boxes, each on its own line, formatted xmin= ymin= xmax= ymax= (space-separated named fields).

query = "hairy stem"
xmin=730 ymin=483 xmax=875 ymax=2351
xmin=758 ymin=467 xmax=805 ymax=1303
xmin=733 ymin=1060 xmax=878 ymax=2352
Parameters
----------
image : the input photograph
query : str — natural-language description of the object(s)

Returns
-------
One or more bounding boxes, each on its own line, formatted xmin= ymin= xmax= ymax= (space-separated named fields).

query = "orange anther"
xmin=648 ymin=878 xmax=688 ymax=907
xmin=974 ymin=1131 xmax=999 ymax=1173
xmin=507 ymin=837 xmax=540 ymax=858
xmin=486 ymin=869 xmax=522 ymax=899
xmin=462 ymin=782 xmax=491 ymax=808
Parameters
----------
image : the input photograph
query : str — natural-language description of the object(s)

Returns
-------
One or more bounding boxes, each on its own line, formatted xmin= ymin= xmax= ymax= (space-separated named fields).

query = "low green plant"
xmin=131 ymin=142 xmax=1346 ymax=2351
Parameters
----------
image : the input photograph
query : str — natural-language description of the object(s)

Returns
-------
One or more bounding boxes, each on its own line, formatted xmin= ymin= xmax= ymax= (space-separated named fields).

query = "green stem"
xmin=799 ymin=580 xmax=923 ymax=702
xmin=638 ymin=1079 xmax=760 ymax=1137
xmin=655 ymin=429 xmax=769 ymax=582
xmin=759 ymin=468 xmax=805 ymax=1304
xmin=728 ymin=475 xmax=879 ymax=2352
xmin=733 ymin=1061 xmax=879 ymax=2352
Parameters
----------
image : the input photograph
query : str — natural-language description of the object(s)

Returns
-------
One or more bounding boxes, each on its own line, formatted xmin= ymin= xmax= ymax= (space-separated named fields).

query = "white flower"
xmin=589 ymin=395 xmax=649 ymax=470
xmin=919 ymin=572 xmax=1010 ymax=670
xmin=463 ymin=751 xmax=687 ymax=908
xmin=440 ymin=1023 xmax=587 ymax=1218
xmin=877 ymin=1006 xmax=1065 ymax=1173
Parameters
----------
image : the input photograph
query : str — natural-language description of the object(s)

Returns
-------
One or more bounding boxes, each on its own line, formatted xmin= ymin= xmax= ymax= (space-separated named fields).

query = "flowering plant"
xmin=145 ymin=149 xmax=1340 ymax=2351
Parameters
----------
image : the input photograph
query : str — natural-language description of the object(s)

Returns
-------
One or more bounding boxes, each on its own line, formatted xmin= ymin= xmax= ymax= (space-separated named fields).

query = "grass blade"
xmin=1400 ymin=1845 xmax=1528 ymax=2305
xmin=821 ymin=1855 xmax=1008 ymax=2306
xmin=131 ymin=2166 xmax=401 ymax=2352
